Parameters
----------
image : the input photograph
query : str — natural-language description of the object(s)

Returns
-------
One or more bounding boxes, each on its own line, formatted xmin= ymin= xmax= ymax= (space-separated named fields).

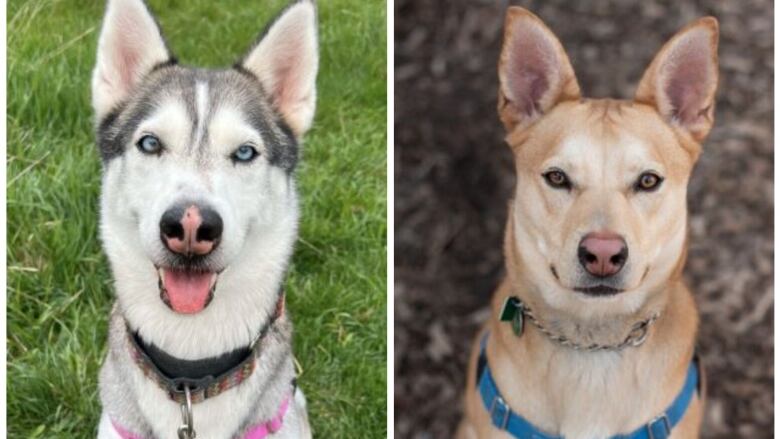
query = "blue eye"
xmin=137 ymin=135 xmax=162 ymax=155
xmin=232 ymin=144 xmax=258 ymax=163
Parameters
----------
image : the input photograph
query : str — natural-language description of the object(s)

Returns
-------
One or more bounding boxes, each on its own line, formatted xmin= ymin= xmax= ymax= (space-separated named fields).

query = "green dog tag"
xmin=499 ymin=296 xmax=519 ymax=321
xmin=499 ymin=296 xmax=524 ymax=337
xmin=511 ymin=312 xmax=524 ymax=337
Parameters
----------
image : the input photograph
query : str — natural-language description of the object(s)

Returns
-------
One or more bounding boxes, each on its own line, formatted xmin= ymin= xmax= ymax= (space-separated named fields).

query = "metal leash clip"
xmin=625 ymin=313 xmax=659 ymax=348
xmin=177 ymin=385 xmax=196 ymax=439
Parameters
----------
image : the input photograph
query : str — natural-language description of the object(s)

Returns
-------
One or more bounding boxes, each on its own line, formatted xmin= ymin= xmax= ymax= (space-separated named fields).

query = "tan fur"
xmin=458 ymin=7 xmax=717 ymax=439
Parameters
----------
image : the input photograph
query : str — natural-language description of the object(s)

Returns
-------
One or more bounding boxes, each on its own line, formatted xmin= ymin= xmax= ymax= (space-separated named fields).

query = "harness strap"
xmin=111 ymin=391 xmax=292 ymax=439
xmin=477 ymin=333 xmax=700 ymax=439
xmin=243 ymin=396 xmax=291 ymax=439
xmin=110 ymin=421 xmax=145 ymax=439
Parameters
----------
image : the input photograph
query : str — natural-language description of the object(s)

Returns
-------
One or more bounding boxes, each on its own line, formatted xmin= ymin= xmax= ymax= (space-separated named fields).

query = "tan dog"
xmin=458 ymin=7 xmax=718 ymax=439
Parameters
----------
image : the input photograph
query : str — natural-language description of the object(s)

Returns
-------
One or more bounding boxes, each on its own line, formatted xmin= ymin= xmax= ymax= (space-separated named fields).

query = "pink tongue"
xmin=163 ymin=269 xmax=214 ymax=314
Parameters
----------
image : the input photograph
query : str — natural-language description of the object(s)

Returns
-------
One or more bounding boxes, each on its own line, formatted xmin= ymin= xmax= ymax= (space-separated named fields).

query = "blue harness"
xmin=477 ymin=334 xmax=700 ymax=439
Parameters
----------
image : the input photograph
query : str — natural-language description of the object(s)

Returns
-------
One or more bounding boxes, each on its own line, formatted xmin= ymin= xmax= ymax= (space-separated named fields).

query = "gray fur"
xmin=94 ymin=1 xmax=317 ymax=437
xmin=97 ymin=65 xmax=298 ymax=173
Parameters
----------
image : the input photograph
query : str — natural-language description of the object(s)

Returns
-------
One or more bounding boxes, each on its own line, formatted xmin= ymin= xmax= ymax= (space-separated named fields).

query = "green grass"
xmin=7 ymin=0 xmax=387 ymax=437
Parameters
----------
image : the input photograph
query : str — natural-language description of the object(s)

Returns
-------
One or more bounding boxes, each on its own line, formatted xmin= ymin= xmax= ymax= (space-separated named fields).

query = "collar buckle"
xmin=168 ymin=376 xmax=214 ymax=404
xmin=489 ymin=395 xmax=510 ymax=430
xmin=646 ymin=413 xmax=671 ymax=439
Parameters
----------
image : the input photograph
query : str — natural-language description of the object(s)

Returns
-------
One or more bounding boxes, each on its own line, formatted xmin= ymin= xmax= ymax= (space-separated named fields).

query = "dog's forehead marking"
xmin=193 ymin=81 xmax=209 ymax=150
xmin=549 ymin=133 xmax=603 ymax=170
xmin=615 ymin=132 xmax=665 ymax=173
xmin=98 ymin=66 xmax=299 ymax=172
xmin=548 ymin=131 xmax=664 ymax=185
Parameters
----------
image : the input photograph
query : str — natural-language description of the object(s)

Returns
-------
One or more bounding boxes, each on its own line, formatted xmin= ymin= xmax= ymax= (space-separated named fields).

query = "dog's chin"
xmin=572 ymin=284 xmax=624 ymax=297
xmin=157 ymin=266 xmax=220 ymax=315
xmin=550 ymin=265 xmax=632 ymax=299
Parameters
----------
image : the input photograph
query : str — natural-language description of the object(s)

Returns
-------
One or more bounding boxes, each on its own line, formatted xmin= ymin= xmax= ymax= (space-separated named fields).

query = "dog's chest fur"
xmin=490 ymin=345 xmax=665 ymax=438
xmin=99 ymin=308 xmax=301 ymax=438
xmin=484 ymin=283 xmax=697 ymax=439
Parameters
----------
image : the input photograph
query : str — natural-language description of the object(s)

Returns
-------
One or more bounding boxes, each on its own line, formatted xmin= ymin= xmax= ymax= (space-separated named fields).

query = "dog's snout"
xmin=577 ymin=232 xmax=628 ymax=278
xmin=160 ymin=203 xmax=223 ymax=257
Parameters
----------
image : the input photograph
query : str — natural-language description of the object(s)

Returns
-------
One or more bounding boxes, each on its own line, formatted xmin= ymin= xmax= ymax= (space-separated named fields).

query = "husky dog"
xmin=458 ymin=7 xmax=718 ymax=439
xmin=92 ymin=0 xmax=317 ymax=437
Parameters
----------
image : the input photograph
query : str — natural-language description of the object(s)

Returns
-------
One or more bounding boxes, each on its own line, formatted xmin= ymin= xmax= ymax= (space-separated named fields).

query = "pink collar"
xmin=111 ymin=395 xmax=290 ymax=439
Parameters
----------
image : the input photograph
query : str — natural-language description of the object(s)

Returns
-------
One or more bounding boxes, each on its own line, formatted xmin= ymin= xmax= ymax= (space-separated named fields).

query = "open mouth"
xmin=573 ymin=285 xmax=624 ymax=297
xmin=157 ymin=267 xmax=218 ymax=314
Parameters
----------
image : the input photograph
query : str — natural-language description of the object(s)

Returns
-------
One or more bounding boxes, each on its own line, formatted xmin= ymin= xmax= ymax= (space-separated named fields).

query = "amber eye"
xmin=542 ymin=169 xmax=571 ymax=190
xmin=636 ymin=172 xmax=664 ymax=192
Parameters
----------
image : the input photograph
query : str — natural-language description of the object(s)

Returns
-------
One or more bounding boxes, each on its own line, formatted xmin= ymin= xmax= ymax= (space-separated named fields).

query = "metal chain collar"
xmin=500 ymin=296 xmax=660 ymax=352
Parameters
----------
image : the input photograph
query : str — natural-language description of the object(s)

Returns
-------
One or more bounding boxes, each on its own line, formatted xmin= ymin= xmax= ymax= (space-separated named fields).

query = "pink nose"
xmin=577 ymin=232 xmax=628 ymax=277
xmin=160 ymin=204 xmax=223 ymax=256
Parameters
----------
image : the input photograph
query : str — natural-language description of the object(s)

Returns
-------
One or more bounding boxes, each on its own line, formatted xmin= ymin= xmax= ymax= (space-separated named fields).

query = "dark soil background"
xmin=394 ymin=1 xmax=774 ymax=438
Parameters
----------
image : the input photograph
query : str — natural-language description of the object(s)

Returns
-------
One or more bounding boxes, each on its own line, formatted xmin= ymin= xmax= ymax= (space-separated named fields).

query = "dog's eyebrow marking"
xmin=194 ymin=81 xmax=209 ymax=148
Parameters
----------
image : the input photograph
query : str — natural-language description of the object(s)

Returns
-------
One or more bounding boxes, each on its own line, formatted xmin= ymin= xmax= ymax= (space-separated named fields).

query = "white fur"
xmin=194 ymin=82 xmax=209 ymax=147
xmin=97 ymin=94 xmax=305 ymax=437
xmin=242 ymin=1 xmax=319 ymax=137
xmin=98 ymin=413 xmax=123 ymax=439
xmin=100 ymin=100 xmax=298 ymax=359
xmin=92 ymin=0 xmax=169 ymax=120
xmin=94 ymin=2 xmax=317 ymax=437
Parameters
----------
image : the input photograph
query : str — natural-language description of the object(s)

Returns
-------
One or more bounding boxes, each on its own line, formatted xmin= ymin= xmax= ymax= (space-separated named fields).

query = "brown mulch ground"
xmin=394 ymin=1 xmax=774 ymax=438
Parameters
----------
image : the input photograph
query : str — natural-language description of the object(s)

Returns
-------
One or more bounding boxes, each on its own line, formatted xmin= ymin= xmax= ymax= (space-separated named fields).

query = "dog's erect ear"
xmin=92 ymin=0 xmax=172 ymax=120
xmin=240 ymin=1 xmax=319 ymax=139
xmin=498 ymin=7 xmax=581 ymax=132
xmin=635 ymin=18 xmax=719 ymax=142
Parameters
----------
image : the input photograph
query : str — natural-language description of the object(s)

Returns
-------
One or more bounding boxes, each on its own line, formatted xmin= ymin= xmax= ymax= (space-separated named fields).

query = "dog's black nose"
xmin=160 ymin=203 xmax=223 ymax=256
xmin=578 ymin=232 xmax=628 ymax=278
xmin=196 ymin=207 xmax=223 ymax=243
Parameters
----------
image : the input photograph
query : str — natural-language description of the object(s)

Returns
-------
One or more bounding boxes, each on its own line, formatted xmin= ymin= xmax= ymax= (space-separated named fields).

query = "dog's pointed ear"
xmin=498 ymin=7 xmax=581 ymax=132
xmin=240 ymin=0 xmax=319 ymax=139
xmin=92 ymin=0 xmax=172 ymax=120
xmin=635 ymin=18 xmax=719 ymax=141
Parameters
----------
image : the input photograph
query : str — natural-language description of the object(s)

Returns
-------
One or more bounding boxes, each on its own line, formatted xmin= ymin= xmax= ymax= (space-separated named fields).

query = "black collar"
xmin=126 ymin=290 xmax=285 ymax=404
xmin=133 ymin=332 xmax=251 ymax=380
